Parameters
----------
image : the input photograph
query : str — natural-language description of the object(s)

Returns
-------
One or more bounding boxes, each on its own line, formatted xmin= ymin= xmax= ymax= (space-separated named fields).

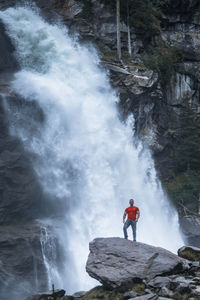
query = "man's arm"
xmin=136 ymin=209 xmax=140 ymax=222
xmin=123 ymin=211 xmax=127 ymax=223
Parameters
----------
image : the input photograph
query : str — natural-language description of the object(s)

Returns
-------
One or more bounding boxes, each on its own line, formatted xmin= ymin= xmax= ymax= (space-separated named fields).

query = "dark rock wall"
xmin=0 ymin=95 xmax=49 ymax=225
xmin=0 ymin=22 xmax=18 ymax=72
xmin=0 ymin=14 xmax=57 ymax=300
xmin=180 ymin=216 xmax=200 ymax=247
xmin=0 ymin=224 xmax=47 ymax=300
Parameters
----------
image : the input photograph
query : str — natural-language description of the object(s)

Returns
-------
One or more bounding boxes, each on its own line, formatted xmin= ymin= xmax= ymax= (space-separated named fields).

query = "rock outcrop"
xmin=86 ymin=237 xmax=188 ymax=289
xmin=179 ymin=216 xmax=200 ymax=248
xmin=26 ymin=289 xmax=65 ymax=300
xmin=178 ymin=245 xmax=200 ymax=262
xmin=83 ymin=238 xmax=200 ymax=300
xmin=0 ymin=222 xmax=52 ymax=300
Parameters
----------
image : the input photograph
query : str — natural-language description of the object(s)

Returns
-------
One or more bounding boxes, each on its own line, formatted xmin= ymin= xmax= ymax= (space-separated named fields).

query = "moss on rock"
xmin=82 ymin=286 xmax=124 ymax=300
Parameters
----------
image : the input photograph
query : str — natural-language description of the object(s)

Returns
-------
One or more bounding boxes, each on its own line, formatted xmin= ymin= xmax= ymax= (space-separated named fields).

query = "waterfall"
xmin=40 ymin=223 xmax=63 ymax=290
xmin=0 ymin=6 xmax=183 ymax=293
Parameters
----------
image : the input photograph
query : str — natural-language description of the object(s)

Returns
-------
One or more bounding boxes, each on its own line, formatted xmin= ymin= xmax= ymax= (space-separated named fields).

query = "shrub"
xmin=143 ymin=42 xmax=183 ymax=83
xmin=163 ymin=170 xmax=200 ymax=213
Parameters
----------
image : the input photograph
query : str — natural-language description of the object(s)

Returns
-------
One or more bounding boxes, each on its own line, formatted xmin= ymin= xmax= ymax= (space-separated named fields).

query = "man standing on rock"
xmin=123 ymin=199 xmax=140 ymax=242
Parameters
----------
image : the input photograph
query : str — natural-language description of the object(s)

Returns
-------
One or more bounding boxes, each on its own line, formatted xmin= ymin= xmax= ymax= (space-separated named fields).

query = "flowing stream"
xmin=0 ymin=5 xmax=183 ymax=293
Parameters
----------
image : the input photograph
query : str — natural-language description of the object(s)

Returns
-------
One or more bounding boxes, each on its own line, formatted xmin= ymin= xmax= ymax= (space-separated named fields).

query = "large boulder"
xmin=0 ymin=223 xmax=45 ymax=299
xmin=26 ymin=289 xmax=65 ymax=300
xmin=178 ymin=245 xmax=200 ymax=261
xmin=0 ymin=222 xmax=61 ymax=300
xmin=179 ymin=216 xmax=200 ymax=247
xmin=86 ymin=238 xmax=188 ymax=289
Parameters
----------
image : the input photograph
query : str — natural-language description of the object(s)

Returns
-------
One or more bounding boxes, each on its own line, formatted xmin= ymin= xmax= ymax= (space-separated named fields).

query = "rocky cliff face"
xmin=0 ymin=10 xmax=62 ymax=299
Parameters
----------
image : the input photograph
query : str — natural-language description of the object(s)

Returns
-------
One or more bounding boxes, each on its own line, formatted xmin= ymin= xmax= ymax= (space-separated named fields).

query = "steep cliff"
xmin=0 ymin=11 xmax=62 ymax=299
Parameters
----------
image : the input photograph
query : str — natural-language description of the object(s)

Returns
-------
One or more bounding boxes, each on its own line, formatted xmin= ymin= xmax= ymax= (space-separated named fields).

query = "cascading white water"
xmin=40 ymin=223 xmax=62 ymax=290
xmin=0 ymin=5 xmax=183 ymax=293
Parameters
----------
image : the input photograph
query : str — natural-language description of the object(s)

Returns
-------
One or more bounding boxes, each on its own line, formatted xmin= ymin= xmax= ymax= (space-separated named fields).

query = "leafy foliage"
xmin=164 ymin=170 xmax=200 ymax=212
xmin=128 ymin=0 xmax=162 ymax=35
xmin=82 ymin=0 xmax=93 ymax=16
xmin=101 ymin=0 xmax=170 ymax=36
xmin=143 ymin=42 xmax=183 ymax=84
xmin=174 ymin=105 xmax=200 ymax=172
xmin=163 ymin=105 xmax=200 ymax=212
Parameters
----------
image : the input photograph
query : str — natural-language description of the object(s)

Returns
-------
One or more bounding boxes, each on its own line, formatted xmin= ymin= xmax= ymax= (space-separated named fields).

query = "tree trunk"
xmin=198 ymin=193 xmax=200 ymax=215
xmin=127 ymin=0 xmax=132 ymax=57
xmin=116 ymin=0 xmax=122 ymax=61
xmin=63 ymin=0 xmax=70 ymax=10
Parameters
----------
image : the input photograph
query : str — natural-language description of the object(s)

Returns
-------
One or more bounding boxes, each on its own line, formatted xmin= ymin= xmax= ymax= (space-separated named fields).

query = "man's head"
xmin=129 ymin=199 xmax=134 ymax=206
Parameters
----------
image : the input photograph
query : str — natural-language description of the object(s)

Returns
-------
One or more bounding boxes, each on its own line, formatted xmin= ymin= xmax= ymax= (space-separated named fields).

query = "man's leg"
xmin=131 ymin=220 xmax=137 ymax=241
xmin=123 ymin=219 xmax=131 ymax=239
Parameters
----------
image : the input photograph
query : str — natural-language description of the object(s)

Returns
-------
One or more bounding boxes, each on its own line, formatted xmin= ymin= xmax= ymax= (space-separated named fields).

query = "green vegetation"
xmin=82 ymin=283 xmax=146 ymax=300
xmin=178 ymin=249 xmax=199 ymax=261
xmin=174 ymin=105 xmax=200 ymax=172
xmin=173 ymin=292 xmax=196 ymax=300
xmin=100 ymin=0 xmax=181 ymax=82
xmin=79 ymin=0 xmax=93 ymax=18
xmin=132 ymin=282 xmax=146 ymax=295
xmin=103 ymin=0 xmax=170 ymax=36
xmin=143 ymin=43 xmax=183 ymax=84
xmin=82 ymin=286 xmax=124 ymax=300
xmin=163 ymin=105 xmax=200 ymax=213
xmin=125 ymin=0 xmax=162 ymax=36
xmin=164 ymin=171 xmax=200 ymax=213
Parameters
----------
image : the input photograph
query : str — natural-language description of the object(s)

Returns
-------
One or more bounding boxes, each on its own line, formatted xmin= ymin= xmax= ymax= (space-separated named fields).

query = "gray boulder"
xmin=179 ymin=216 xmax=200 ymax=247
xmin=86 ymin=238 xmax=188 ymax=289
xmin=157 ymin=298 xmax=173 ymax=300
xmin=178 ymin=245 xmax=200 ymax=261
xmin=158 ymin=286 xmax=174 ymax=298
xmin=124 ymin=291 xmax=138 ymax=299
xmin=71 ymin=291 xmax=87 ymax=299
xmin=0 ymin=222 xmax=61 ymax=300
xmin=26 ymin=289 xmax=65 ymax=300
xmin=148 ymin=276 xmax=171 ymax=288
xmin=129 ymin=295 xmax=157 ymax=300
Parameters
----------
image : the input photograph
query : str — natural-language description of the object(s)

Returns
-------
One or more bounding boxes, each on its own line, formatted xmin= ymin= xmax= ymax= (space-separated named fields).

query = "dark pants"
xmin=123 ymin=219 xmax=137 ymax=241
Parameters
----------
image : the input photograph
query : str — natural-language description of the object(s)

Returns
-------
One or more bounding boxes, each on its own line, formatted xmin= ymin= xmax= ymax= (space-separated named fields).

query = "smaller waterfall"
xmin=40 ymin=223 xmax=63 ymax=291
xmin=33 ymin=257 xmax=39 ymax=292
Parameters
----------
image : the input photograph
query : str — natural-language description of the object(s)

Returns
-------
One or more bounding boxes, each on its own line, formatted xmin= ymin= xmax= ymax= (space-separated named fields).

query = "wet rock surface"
xmin=86 ymin=237 xmax=188 ymax=289
xmin=0 ymin=223 xmax=50 ymax=300
xmin=0 ymin=93 xmax=51 ymax=224
xmin=179 ymin=216 xmax=200 ymax=248
xmin=26 ymin=289 xmax=65 ymax=300
xmin=0 ymin=21 xmax=18 ymax=72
